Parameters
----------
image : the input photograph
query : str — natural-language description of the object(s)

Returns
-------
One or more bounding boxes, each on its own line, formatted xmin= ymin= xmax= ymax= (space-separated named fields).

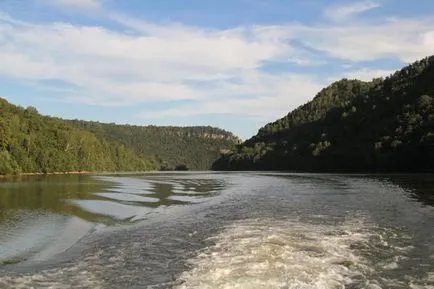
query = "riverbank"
xmin=0 ymin=170 xmax=172 ymax=179
xmin=0 ymin=171 xmax=92 ymax=179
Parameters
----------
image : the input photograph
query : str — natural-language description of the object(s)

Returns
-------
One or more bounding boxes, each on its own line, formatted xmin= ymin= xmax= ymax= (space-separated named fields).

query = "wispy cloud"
xmin=296 ymin=18 xmax=434 ymax=62
xmin=40 ymin=0 xmax=102 ymax=10
xmin=0 ymin=5 xmax=433 ymax=129
xmin=137 ymin=73 xmax=326 ymax=120
xmin=325 ymin=0 xmax=382 ymax=22
xmin=0 ymin=12 xmax=298 ymax=106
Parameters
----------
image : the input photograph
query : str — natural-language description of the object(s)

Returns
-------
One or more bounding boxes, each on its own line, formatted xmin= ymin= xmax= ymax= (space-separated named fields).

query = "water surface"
xmin=0 ymin=172 xmax=433 ymax=288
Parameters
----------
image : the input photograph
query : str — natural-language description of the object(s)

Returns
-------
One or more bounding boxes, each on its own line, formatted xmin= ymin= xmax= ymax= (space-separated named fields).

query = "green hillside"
xmin=0 ymin=98 xmax=158 ymax=175
xmin=68 ymin=121 xmax=240 ymax=170
xmin=213 ymin=55 xmax=434 ymax=172
xmin=0 ymin=98 xmax=239 ymax=175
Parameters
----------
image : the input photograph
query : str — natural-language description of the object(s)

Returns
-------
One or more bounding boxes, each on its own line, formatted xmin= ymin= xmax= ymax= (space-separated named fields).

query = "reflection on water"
xmin=0 ymin=175 xmax=106 ymax=224
xmin=381 ymin=174 xmax=434 ymax=206
xmin=0 ymin=174 xmax=224 ymax=224
xmin=0 ymin=173 xmax=224 ymax=265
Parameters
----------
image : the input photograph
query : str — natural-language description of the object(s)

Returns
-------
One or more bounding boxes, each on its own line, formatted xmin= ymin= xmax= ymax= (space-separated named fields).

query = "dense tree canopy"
xmin=213 ymin=55 xmax=434 ymax=172
xmin=0 ymin=99 xmax=158 ymax=174
xmin=68 ymin=121 xmax=239 ymax=170
xmin=0 ymin=99 xmax=239 ymax=175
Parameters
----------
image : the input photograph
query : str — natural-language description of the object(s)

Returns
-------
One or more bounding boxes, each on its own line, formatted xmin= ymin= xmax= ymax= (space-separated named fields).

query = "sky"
xmin=0 ymin=0 xmax=433 ymax=139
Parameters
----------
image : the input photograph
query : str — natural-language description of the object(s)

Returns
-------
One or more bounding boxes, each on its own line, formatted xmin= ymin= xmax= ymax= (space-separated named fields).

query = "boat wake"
xmin=175 ymin=217 xmax=432 ymax=289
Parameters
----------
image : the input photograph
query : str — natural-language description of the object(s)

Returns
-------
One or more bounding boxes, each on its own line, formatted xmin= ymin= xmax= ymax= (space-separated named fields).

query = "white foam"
xmin=0 ymin=264 xmax=104 ymax=289
xmin=1 ymin=215 xmax=430 ymax=289
xmin=409 ymin=272 xmax=434 ymax=289
xmin=174 ymin=218 xmax=393 ymax=289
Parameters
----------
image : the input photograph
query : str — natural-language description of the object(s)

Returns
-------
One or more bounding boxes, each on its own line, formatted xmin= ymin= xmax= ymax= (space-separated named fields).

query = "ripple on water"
xmin=1 ymin=216 xmax=433 ymax=289
xmin=0 ymin=212 xmax=92 ymax=265
xmin=1 ymin=174 xmax=433 ymax=289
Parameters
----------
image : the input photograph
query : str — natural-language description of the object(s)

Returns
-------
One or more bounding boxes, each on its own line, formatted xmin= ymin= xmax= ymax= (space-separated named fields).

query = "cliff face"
xmin=213 ymin=55 xmax=434 ymax=172
xmin=199 ymin=132 xmax=241 ymax=142
xmin=171 ymin=130 xmax=240 ymax=142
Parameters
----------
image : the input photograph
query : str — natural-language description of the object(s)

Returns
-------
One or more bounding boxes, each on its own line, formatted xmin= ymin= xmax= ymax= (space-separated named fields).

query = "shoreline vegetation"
xmin=0 ymin=170 xmax=160 ymax=179
xmin=0 ymin=171 xmax=92 ymax=179
xmin=2 ymin=170 xmax=433 ymax=179
xmin=0 ymin=169 xmax=203 ymax=178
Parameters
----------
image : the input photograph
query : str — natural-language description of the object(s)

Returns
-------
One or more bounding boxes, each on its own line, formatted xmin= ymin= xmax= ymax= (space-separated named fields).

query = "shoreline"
xmin=0 ymin=170 xmax=167 ymax=179
xmin=2 ymin=170 xmax=431 ymax=179
xmin=0 ymin=171 xmax=92 ymax=179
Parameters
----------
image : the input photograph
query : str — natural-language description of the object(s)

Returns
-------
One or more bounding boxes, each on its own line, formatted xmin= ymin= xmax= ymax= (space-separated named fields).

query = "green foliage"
xmin=0 ymin=151 xmax=21 ymax=174
xmin=67 ymin=121 xmax=239 ymax=170
xmin=0 ymin=100 xmax=159 ymax=175
xmin=253 ymin=79 xmax=374 ymax=141
xmin=214 ymin=55 xmax=434 ymax=172
xmin=0 ymin=98 xmax=238 ymax=175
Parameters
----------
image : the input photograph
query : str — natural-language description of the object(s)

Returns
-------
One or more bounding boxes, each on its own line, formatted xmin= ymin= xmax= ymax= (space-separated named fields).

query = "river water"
xmin=0 ymin=172 xmax=433 ymax=288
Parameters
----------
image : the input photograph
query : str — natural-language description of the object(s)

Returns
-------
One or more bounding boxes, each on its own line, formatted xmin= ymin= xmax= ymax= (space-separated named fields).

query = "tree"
xmin=213 ymin=54 xmax=434 ymax=172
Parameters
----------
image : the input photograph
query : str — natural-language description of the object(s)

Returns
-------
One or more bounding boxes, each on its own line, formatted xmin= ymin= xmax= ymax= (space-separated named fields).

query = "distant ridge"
xmin=68 ymin=120 xmax=240 ymax=170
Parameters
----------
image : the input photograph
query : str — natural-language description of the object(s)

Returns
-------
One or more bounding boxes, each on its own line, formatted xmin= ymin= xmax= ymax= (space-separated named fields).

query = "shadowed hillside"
xmin=213 ymin=55 xmax=434 ymax=172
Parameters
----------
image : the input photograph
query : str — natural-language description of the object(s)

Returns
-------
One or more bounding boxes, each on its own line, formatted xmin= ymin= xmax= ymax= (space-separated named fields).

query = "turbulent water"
xmin=0 ymin=172 xmax=433 ymax=288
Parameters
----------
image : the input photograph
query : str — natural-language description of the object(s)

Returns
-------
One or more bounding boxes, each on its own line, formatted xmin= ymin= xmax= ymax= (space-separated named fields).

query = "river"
xmin=0 ymin=172 xmax=433 ymax=288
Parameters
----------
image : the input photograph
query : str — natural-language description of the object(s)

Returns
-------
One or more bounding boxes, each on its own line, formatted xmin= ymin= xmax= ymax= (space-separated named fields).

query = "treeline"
xmin=213 ymin=55 xmax=434 ymax=172
xmin=0 ymin=99 xmax=158 ymax=175
xmin=0 ymin=98 xmax=239 ymax=175
xmin=68 ymin=120 xmax=240 ymax=170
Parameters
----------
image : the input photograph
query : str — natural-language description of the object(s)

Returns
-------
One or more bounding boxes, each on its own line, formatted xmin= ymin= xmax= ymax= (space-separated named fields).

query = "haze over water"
xmin=0 ymin=172 xmax=433 ymax=288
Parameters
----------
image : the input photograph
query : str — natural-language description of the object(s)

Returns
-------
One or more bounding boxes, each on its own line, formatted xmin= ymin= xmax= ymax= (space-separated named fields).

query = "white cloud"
xmin=325 ymin=0 xmax=382 ymax=22
xmin=138 ymin=73 xmax=326 ymax=120
xmin=0 ymin=8 xmax=434 ymax=129
xmin=0 ymin=12 xmax=299 ymax=105
xmin=41 ymin=0 xmax=102 ymax=10
xmin=293 ymin=19 xmax=434 ymax=63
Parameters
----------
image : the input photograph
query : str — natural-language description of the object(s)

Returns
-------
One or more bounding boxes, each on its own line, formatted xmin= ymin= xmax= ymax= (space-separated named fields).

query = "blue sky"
xmin=0 ymin=0 xmax=433 ymax=139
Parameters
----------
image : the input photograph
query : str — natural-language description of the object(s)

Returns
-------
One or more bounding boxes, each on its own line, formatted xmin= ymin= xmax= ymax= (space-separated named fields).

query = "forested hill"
xmin=68 ymin=121 xmax=240 ymax=170
xmin=213 ymin=55 xmax=434 ymax=172
xmin=0 ymin=98 xmax=158 ymax=175
xmin=0 ymin=98 xmax=239 ymax=175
